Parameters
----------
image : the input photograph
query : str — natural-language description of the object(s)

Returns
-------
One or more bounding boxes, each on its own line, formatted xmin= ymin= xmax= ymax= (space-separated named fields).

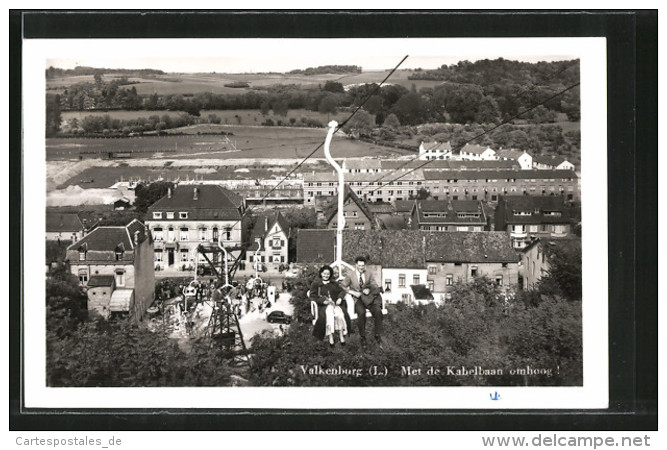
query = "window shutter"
xmin=280 ymin=240 xmax=285 ymax=247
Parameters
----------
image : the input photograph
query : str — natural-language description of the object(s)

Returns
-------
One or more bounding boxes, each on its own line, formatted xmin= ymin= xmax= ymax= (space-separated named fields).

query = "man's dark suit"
xmin=340 ymin=269 xmax=383 ymax=340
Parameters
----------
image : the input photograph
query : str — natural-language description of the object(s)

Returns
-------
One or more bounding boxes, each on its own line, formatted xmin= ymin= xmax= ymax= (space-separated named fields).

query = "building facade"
xmin=419 ymin=141 xmax=453 ymax=160
xmin=303 ymin=170 xmax=426 ymax=205
xmin=422 ymin=169 xmax=579 ymax=202
xmin=247 ymin=211 xmax=289 ymax=269
xmin=496 ymin=149 xmax=533 ymax=170
xmin=66 ymin=219 xmax=155 ymax=320
xmin=460 ymin=144 xmax=497 ymax=160
xmin=326 ymin=186 xmax=375 ymax=230
xmin=423 ymin=232 xmax=520 ymax=302
xmin=410 ymin=199 xmax=487 ymax=232
xmin=495 ymin=195 xmax=574 ymax=249
xmin=295 ymin=229 xmax=518 ymax=305
xmin=145 ymin=184 xmax=245 ymax=271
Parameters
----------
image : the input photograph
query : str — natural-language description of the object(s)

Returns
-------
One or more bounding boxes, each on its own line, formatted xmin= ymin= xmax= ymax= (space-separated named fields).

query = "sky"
xmin=43 ymin=38 xmax=577 ymax=74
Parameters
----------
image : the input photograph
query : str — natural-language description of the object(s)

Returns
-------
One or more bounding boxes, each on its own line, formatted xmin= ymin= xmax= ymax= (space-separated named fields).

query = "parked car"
xmin=266 ymin=310 xmax=292 ymax=324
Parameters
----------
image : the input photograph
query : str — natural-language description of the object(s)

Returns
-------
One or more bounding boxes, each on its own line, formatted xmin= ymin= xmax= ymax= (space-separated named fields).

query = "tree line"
xmin=46 ymin=59 xmax=580 ymax=135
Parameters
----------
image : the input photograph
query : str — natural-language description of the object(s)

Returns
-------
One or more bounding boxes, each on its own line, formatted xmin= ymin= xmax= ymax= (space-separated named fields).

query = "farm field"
xmin=48 ymin=69 xmax=444 ymax=97
xmin=47 ymin=124 xmax=414 ymax=161
xmin=60 ymin=108 xmax=351 ymax=128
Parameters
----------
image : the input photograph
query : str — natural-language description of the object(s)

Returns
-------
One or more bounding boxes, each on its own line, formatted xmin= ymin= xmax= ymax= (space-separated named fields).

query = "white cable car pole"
xmin=323 ymin=121 xmax=344 ymax=270
xmin=217 ymin=236 xmax=231 ymax=289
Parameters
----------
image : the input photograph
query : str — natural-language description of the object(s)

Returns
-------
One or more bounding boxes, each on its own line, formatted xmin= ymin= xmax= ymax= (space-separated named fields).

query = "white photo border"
xmin=23 ymin=37 xmax=608 ymax=410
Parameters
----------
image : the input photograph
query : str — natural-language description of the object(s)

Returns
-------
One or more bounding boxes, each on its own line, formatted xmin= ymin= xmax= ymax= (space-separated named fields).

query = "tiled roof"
xmin=296 ymin=229 xmax=518 ymax=266
xmin=46 ymin=213 xmax=84 ymax=232
xmin=524 ymin=236 xmax=581 ymax=253
xmin=394 ymin=200 xmax=416 ymax=213
xmin=423 ymin=169 xmax=578 ymax=181
xmin=497 ymin=195 xmax=573 ymax=225
xmin=380 ymin=159 xmax=450 ymax=170
xmin=344 ymin=158 xmax=382 ymax=170
xmin=68 ymin=219 xmax=146 ymax=253
xmin=442 ymin=160 xmax=519 ymax=170
xmin=296 ymin=229 xmax=336 ymax=264
xmin=304 ymin=170 xmax=425 ymax=182
xmin=366 ymin=202 xmax=394 ymax=214
xmin=87 ymin=275 xmax=115 ymax=287
xmin=415 ymin=200 xmax=486 ymax=225
xmin=533 ymin=155 xmax=568 ymax=166
xmin=325 ymin=185 xmax=373 ymax=224
xmin=424 ymin=232 xmax=519 ymax=263
xmin=147 ymin=185 xmax=242 ymax=221
xmin=422 ymin=141 xmax=452 ymax=152
xmin=496 ymin=149 xmax=526 ymax=159
xmin=376 ymin=214 xmax=409 ymax=230
xmin=460 ymin=144 xmax=493 ymax=155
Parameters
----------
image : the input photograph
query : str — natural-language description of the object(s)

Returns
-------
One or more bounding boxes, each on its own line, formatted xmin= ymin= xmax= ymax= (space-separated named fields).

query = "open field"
xmin=47 ymin=124 xmax=414 ymax=161
xmin=48 ymin=69 xmax=444 ymax=97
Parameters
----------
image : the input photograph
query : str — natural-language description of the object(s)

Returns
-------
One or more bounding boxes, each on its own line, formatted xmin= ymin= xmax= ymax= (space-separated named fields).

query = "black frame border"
xmin=9 ymin=10 xmax=657 ymax=431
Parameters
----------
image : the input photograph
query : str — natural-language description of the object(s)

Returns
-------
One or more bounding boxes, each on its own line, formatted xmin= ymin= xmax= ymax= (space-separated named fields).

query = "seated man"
xmin=339 ymin=256 xmax=384 ymax=348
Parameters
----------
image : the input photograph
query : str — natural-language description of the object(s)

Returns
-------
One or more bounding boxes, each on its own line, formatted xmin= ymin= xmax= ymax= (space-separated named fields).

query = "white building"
xmin=418 ymin=141 xmax=453 ymax=161
xmin=145 ymin=184 xmax=245 ymax=271
xmin=496 ymin=148 xmax=533 ymax=170
xmin=459 ymin=143 xmax=497 ymax=161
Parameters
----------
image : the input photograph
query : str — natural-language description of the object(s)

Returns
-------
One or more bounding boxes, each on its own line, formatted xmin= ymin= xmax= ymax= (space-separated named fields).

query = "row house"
xmin=302 ymin=169 xmax=426 ymax=205
xmin=46 ymin=212 xmax=86 ymax=242
xmin=532 ymin=155 xmax=576 ymax=171
xmin=496 ymin=148 xmax=533 ymax=170
xmin=180 ymin=179 xmax=303 ymax=206
xmin=380 ymin=158 xmax=519 ymax=173
xmin=410 ymin=199 xmax=488 ymax=232
xmin=495 ymin=195 xmax=574 ymax=250
xmin=145 ymin=184 xmax=245 ymax=271
xmin=342 ymin=158 xmax=382 ymax=174
xmin=418 ymin=141 xmax=453 ymax=160
xmin=422 ymin=169 xmax=579 ymax=202
xmin=246 ymin=211 xmax=290 ymax=269
xmin=66 ymin=219 xmax=155 ymax=320
xmin=295 ymin=229 xmax=519 ymax=305
xmin=459 ymin=143 xmax=497 ymax=160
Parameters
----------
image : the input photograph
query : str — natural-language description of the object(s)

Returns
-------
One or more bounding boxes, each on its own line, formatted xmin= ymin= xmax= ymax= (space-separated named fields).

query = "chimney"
xmin=168 ymin=187 xmax=172 ymax=199
xmin=193 ymin=187 xmax=198 ymax=200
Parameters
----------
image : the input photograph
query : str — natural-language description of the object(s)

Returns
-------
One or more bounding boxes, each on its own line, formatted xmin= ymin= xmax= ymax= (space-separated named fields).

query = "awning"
xmin=110 ymin=289 xmax=134 ymax=312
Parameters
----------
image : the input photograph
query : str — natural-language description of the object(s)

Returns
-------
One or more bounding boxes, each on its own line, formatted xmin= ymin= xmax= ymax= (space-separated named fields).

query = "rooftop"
xmin=423 ymin=169 xmax=578 ymax=181
xmin=146 ymin=184 xmax=242 ymax=221
xmin=68 ymin=219 xmax=147 ymax=253
xmin=296 ymin=229 xmax=518 ymax=267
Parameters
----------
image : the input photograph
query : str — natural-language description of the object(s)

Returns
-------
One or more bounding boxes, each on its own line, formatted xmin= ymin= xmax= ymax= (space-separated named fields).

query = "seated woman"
xmin=309 ymin=265 xmax=352 ymax=347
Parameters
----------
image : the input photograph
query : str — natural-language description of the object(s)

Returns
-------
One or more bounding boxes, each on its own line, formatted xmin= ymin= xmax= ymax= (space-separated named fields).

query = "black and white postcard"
xmin=24 ymin=36 xmax=608 ymax=410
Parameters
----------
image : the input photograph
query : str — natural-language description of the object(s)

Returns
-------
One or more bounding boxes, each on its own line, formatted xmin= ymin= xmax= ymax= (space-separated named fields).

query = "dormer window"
xmin=152 ymin=212 xmax=162 ymax=219
xmin=180 ymin=212 xmax=188 ymax=219
xmin=78 ymin=248 xmax=86 ymax=261
xmin=115 ymin=244 xmax=124 ymax=261
xmin=166 ymin=212 xmax=174 ymax=219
